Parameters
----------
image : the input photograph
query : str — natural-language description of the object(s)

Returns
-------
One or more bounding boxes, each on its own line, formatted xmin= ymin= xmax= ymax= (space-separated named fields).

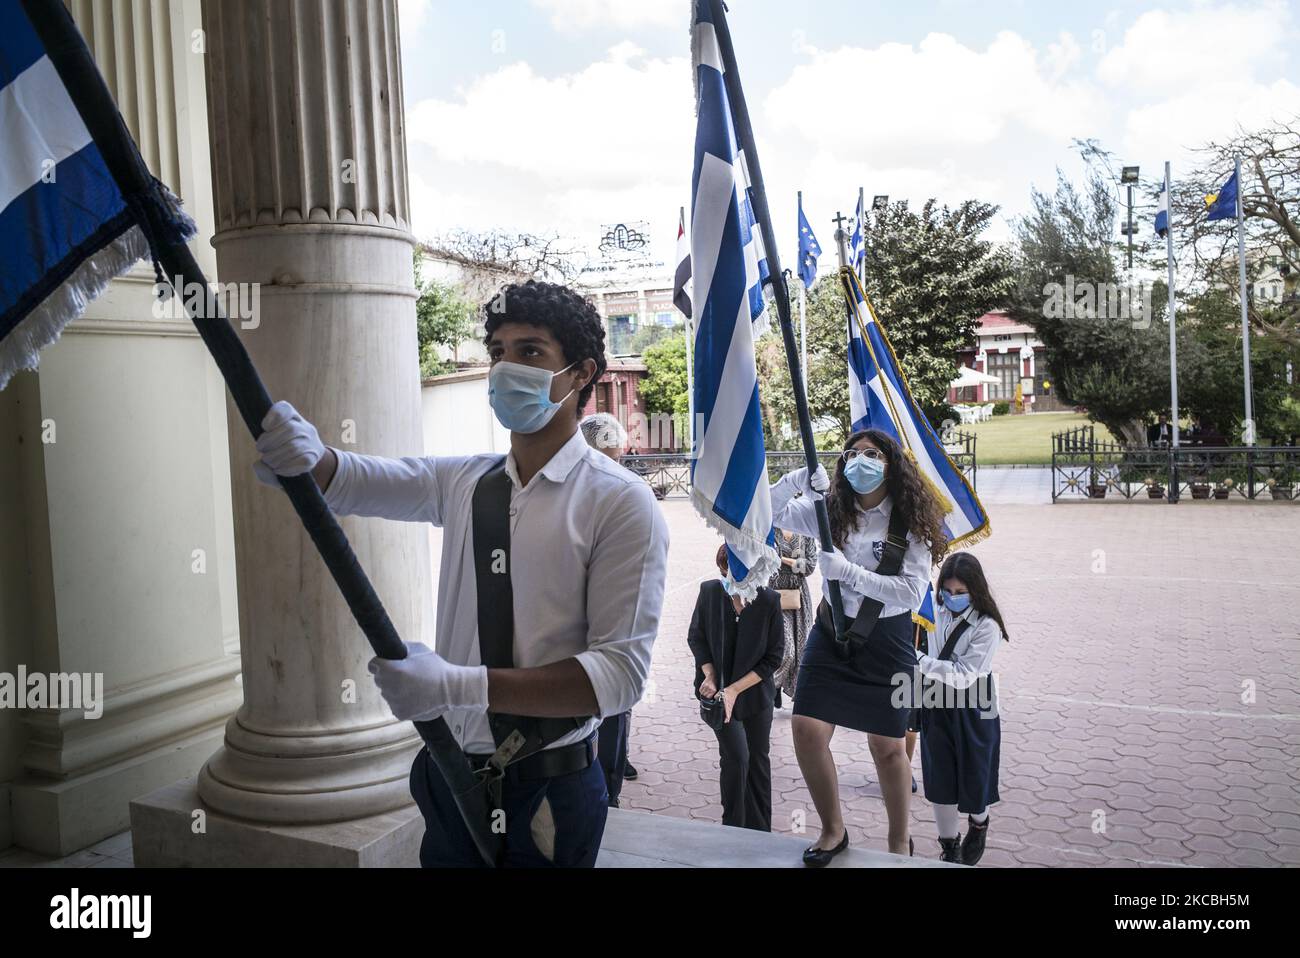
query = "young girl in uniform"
xmin=916 ymin=551 xmax=1008 ymax=865
xmin=770 ymin=429 xmax=946 ymax=864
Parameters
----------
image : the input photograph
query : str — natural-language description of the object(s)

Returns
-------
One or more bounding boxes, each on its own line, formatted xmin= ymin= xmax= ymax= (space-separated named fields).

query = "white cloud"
xmin=405 ymin=45 xmax=695 ymax=261
xmin=1097 ymin=1 xmax=1294 ymax=96
xmin=528 ymin=0 xmax=686 ymax=33
xmin=400 ymin=1 xmax=1300 ymax=267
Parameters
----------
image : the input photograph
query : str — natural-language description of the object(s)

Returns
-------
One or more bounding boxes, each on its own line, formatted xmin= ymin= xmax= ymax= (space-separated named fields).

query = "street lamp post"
xmin=1121 ymin=165 xmax=1140 ymax=271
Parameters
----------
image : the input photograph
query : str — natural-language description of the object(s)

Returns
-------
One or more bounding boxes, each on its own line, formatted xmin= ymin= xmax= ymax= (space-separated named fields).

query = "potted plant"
xmin=1210 ymin=466 xmax=1239 ymax=500
xmin=1144 ymin=477 xmax=1165 ymax=500
xmin=1088 ymin=469 xmax=1108 ymax=498
xmin=1269 ymin=468 xmax=1297 ymax=500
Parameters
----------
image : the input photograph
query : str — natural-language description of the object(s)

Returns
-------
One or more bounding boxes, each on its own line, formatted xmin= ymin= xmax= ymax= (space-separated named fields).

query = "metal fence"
xmin=1051 ymin=425 xmax=1300 ymax=502
xmin=623 ymin=431 xmax=979 ymax=500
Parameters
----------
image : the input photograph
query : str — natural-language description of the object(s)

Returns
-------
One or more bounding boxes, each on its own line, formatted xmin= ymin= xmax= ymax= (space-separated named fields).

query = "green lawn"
xmin=961 ymin=412 xmax=1117 ymax=465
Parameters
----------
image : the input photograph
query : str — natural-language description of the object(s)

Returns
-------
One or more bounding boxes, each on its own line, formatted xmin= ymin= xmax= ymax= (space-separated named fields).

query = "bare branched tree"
xmin=1169 ymin=119 xmax=1300 ymax=345
xmin=422 ymin=229 xmax=590 ymax=289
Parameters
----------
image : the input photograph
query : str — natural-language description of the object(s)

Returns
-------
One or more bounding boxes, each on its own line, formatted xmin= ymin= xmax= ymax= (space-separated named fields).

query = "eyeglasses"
xmin=842 ymin=448 xmax=885 ymax=462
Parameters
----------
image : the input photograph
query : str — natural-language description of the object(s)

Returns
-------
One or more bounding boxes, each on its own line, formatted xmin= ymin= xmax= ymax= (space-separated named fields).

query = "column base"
xmin=9 ymin=725 xmax=226 ymax=857
xmin=130 ymin=776 xmax=423 ymax=867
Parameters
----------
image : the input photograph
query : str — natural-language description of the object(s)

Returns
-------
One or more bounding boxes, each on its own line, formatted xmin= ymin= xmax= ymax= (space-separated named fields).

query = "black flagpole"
xmin=706 ymin=0 xmax=847 ymax=640
xmin=23 ymin=0 xmax=499 ymax=866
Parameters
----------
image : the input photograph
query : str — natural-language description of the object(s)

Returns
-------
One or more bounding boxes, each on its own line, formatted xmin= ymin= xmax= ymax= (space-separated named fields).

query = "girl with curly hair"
xmin=768 ymin=429 xmax=947 ymax=865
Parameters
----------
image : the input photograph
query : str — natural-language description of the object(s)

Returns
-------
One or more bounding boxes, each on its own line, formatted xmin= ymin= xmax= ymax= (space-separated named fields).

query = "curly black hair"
xmin=481 ymin=280 xmax=607 ymax=415
xmin=826 ymin=428 xmax=948 ymax=566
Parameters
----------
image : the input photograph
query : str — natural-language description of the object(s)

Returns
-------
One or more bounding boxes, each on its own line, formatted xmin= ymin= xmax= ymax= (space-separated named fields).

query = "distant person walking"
xmin=767 ymin=527 xmax=816 ymax=710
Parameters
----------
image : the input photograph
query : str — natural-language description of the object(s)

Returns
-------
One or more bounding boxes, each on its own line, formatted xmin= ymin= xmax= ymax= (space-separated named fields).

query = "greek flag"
xmin=844 ymin=269 xmax=990 ymax=627
xmin=848 ymin=192 xmax=865 ymax=278
xmin=0 ymin=0 xmax=195 ymax=390
xmin=1155 ymin=177 xmax=1170 ymax=238
xmin=688 ymin=0 xmax=778 ymax=594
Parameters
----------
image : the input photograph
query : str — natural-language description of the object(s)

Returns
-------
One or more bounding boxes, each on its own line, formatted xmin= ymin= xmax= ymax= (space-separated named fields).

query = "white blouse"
xmin=769 ymin=471 xmax=931 ymax=619
xmin=917 ymin=605 xmax=1003 ymax=689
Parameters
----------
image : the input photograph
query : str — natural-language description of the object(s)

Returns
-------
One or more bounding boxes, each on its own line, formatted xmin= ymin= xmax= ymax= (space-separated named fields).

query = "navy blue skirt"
xmin=791 ymin=612 xmax=916 ymax=738
xmin=919 ymin=677 xmax=1001 ymax=813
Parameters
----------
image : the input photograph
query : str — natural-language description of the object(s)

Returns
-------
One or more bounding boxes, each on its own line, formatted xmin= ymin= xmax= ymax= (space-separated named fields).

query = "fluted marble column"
xmin=193 ymin=0 xmax=428 ymax=825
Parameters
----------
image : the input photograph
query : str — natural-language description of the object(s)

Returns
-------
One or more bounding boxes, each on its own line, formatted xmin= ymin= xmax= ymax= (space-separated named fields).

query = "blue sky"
xmin=398 ymin=0 xmax=1300 ymax=269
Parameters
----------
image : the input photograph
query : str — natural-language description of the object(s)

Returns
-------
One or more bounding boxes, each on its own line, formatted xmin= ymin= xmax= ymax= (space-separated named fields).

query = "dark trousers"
xmin=597 ymin=710 xmax=631 ymax=808
xmin=408 ymin=744 xmax=609 ymax=868
xmin=713 ymin=707 xmax=773 ymax=831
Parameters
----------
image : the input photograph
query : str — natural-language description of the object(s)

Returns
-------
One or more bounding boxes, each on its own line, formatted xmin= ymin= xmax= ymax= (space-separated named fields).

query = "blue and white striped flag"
xmin=848 ymin=192 xmax=865 ymax=278
xmin=0 ymin=0 xmax=195 ymax=390
xmin=688 ymin=0 xmax=778 ymax=595
xmin=1155 ymin=177 xmax=1170 ymax=238
xmin=844 ymin=269 xmax=990 ymax=628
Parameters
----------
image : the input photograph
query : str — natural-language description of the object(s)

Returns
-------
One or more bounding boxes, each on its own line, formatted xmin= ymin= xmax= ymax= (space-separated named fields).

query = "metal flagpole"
xmin=686 ymin=317 xmax=695 ymax=452
xmin=797 ymin=192 xmax=808 ymax=388
xmin=1235 ymin=155 xmax=1255 ymax=445
xmin=1165 ymin=161 xmax=1180 ymax=504
xmin=707 ymin=0 xmax=847 ymax=639
xmin=799 ymin=276 xmax=808 ymax=388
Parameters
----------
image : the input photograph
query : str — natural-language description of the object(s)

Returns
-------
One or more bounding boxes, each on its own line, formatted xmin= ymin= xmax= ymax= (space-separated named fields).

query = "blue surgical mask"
xmin=488 ymin=360 xmax=575 ymax=433
xmin=844 ymin=455 xmax=886 ymax=494
xmin=941 ymin=589 xmax=972 ymax=614
xmin=720 ymin=574 xmax=738 ymax=596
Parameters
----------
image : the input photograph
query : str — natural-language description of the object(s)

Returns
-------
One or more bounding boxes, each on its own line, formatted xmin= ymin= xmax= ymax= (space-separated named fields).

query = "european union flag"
xmin=797 ymin=196 xmax=821 ymax=290
xmin=1206 ymin=170 xmax=1238 ymax=222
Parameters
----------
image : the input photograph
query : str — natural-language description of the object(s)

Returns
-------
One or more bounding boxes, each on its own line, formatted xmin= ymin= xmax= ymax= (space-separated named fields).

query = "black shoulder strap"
xmin=471 ymin=458 xmax=588 ymax=755
xmin=839 ymin=504 xmax=913 ymax=646
xmin=937 ymin=618 xmax=972 ymax=661
xmin=876 ymin=504 xmax=910 ymax=576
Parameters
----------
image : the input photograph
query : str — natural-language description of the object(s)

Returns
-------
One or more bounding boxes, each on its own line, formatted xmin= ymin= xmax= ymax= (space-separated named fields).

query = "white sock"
xmin=934 ymin=803 xmax=960 ymax=839
xmin=970 ymin=809 xmax=989 ymax=825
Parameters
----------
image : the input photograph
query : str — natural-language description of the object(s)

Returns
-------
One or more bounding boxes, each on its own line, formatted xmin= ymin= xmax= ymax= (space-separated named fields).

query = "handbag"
xmin=698 ymin=635 xmax=728 ymax=730
xmin=776 ymin=588 xmax=802 ymax=611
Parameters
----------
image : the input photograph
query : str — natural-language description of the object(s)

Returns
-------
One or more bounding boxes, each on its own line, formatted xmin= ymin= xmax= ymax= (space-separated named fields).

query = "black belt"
xmin=465 ymin=732 xmax=597 ymax=783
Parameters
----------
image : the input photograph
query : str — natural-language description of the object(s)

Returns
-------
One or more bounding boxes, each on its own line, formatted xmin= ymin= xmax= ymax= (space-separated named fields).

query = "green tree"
xmin=414 ymin=250 xmax=477 ymax=378
xmin=640 ymin=334 xmax=690 ymax=420
xmin=859 ymin=199 xmax=1015 ymax=412
xmin=1008 ymin=164 xmax=1170 ymax=444
xmin=756 ymin=198 xmax=1012 ymax=448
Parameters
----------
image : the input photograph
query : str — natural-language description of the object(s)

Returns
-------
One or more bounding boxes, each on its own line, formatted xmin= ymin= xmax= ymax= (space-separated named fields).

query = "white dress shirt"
xmin=770 ymin=471 xmax=931 ymax=619
xmin=917 ymin=605 xmax=1002 ymax=691
xmin=323 ymin=428 xmax=670 ymax=754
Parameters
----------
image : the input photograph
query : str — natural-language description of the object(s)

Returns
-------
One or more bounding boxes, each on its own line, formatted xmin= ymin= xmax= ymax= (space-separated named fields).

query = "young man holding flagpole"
xmin=254 ymin=281 xmax=670 ymax=868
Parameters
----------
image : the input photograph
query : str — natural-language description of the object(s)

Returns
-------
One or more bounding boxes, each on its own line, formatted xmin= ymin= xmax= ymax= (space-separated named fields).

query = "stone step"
xmin=597 ymin=808 xmax=952 ymax=868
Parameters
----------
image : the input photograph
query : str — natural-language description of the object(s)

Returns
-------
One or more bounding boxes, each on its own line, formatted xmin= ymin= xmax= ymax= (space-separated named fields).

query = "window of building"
xmin=986 ymin=351 xmax=1019 ymax=400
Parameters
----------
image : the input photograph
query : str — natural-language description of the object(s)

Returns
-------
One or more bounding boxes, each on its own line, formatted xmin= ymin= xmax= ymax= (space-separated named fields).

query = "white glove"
xmin=810 ymin=464 xmax=830 ymax=493
xmin=789 ymin=464 xmax=830 ymax=500
xmin=817 ymin=548 xmax=863 ymax=591
xmin=367 ymin=642 xmax=489 ymax=722
xmin=254 ymin=400 xmax=325 ymax=485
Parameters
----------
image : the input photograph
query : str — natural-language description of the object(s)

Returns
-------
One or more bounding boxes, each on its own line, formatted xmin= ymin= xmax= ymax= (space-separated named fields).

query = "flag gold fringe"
xmin=839 ymin=266 xmax=992 ymax=554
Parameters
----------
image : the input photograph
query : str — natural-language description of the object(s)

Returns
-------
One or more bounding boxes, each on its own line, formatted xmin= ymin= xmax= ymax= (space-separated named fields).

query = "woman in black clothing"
xmin=688 ymin=545 xmax=786 ymax=831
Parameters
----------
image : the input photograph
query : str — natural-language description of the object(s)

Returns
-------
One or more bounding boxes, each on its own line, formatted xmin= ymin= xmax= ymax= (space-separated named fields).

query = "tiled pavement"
xmin=617 ymin=498 xmax=1300 ymax=867
xmin=5 ymin=496 xmax=1296 ymax=868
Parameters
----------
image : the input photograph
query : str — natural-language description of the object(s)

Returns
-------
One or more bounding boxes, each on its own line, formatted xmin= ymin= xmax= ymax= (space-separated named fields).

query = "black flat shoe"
xmin=961 ymin=816 xmax=988 ymax=866
xmin=911 ymin=775 xmax=918 ymax=794
xmin=802 ymin=831 xmax=849 ymax=867
xmin=909 ymin=836 xmax=914 ymax=856
xmin=623 ymin=762 xmax=638 ymax=781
